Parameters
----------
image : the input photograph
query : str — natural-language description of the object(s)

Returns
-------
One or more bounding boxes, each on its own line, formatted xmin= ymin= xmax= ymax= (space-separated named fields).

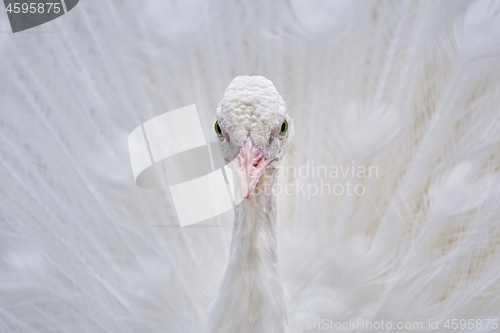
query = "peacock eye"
xmin=214 ymin=120 xmax=223 ymax=137
xmin=280 ymin=119 xmax=288 ymax=135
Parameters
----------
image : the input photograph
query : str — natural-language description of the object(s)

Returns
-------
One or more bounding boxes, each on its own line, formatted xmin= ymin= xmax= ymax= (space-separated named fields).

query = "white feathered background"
xmin=1 ymin=0 xmax=500 ymax=332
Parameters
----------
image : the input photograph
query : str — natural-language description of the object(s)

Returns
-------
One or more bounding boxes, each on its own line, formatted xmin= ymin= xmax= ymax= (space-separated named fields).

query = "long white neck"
xmin=205 ymin=172 xmax=289 ymax=333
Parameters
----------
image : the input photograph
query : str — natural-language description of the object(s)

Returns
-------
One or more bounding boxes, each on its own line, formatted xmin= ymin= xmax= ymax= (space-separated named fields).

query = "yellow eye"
xmin=214 ymin=120 xmax=223 ymax=137
xmin=280 ymin=119 xmax=288 ymax=135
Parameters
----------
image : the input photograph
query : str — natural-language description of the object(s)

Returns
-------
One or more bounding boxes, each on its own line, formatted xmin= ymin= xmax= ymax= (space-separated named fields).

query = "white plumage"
xmin=1 ymin=1 xmax=500 ymax=332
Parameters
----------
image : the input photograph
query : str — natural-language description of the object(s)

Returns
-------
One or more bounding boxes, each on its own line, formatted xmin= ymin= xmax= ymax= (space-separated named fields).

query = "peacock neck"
xmin=206 ymin=172 xmax=289 ymax=333
xmin=229 ymin=173 xmax=279 ymax=276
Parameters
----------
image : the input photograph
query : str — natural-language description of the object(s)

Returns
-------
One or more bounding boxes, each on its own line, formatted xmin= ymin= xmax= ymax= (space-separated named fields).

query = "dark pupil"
xmin=216 ymin=123 xmax=221 ymax=133
xmin=281 ymin=122 xmax=286 ymax=132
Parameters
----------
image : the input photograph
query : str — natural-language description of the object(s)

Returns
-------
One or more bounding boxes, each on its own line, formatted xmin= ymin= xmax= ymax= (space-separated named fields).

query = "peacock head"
xmin=215 ymin=76 xmax=294 ymax=199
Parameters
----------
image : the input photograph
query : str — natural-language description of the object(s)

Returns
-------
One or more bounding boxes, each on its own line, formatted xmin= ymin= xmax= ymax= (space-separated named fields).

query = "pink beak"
xmin=231 ymin=140 xmax=276 ymax=199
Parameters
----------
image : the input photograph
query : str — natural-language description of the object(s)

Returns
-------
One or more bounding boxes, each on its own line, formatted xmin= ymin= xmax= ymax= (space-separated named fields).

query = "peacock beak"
xmin=231 ymin=139 xmax=275 ymax=199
